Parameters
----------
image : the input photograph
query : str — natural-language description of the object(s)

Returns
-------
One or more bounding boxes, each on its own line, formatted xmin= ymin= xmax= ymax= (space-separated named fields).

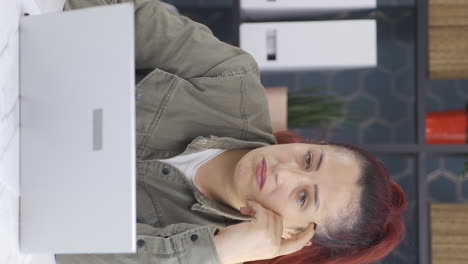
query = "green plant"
xmin=287 ymin=86 xmax=358 ymax=129
xmin=462 ymin=156 xmax=468 ymax=177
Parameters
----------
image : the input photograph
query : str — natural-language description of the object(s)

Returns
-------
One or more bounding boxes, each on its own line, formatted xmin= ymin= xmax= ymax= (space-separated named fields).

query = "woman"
xmin=56 ymin=0 xmax=407 ymax=264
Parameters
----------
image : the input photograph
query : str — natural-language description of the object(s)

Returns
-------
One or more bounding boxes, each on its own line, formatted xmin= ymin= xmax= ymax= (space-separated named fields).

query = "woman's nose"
xmin=275 ymin=165 xmax=306 ymax=185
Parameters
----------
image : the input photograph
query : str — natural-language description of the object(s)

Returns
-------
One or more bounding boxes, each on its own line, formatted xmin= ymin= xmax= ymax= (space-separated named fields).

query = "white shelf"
xmin=240 ymin=20 xmax=377 ymax=71
xmin=240 ymin=0 xmax=376 ymax=20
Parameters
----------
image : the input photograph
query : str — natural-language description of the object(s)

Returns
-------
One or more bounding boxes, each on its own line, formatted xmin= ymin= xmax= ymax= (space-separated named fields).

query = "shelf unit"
xmin=232 ymin=0 xmax=468 ymax=263
xmin=239 ymin=0 xmax=376 ymax=21
xmin=239 ymin=20 xmax=377 ymax=71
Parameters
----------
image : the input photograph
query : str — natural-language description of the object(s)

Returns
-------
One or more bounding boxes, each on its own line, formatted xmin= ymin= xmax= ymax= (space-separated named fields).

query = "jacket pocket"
xmin=135 ymin=68 xmax=179 ymax=159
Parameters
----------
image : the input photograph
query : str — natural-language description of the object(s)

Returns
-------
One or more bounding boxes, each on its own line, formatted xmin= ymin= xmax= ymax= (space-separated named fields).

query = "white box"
xmin=240 ymin=0 xmax=376 ymax=20
xmin=240 ymin=20 xmax=377 ymax=71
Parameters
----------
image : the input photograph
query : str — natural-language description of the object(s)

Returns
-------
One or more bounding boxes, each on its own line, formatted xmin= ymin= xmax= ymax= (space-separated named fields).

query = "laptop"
xmin=19 ymin=3 xmax=136 ymax=254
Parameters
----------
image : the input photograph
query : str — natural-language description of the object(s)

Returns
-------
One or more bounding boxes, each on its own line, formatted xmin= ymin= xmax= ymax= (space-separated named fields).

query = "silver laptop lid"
xmin=20 ymin=3 xmax=136 ymax=253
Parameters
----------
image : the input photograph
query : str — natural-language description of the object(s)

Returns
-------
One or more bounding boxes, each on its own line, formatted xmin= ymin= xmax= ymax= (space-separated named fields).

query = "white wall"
xmin=0 ymin=0 xmax=26 ymax=262
xmin=0 ymin=1 xmax=64 ymax=263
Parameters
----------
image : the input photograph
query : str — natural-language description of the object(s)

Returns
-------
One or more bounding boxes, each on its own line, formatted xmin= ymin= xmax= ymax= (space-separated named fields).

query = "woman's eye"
xmin=299 ymin=191 xmax=307 ymax=207
xmin=305 ymin=152 xmax=312 ymax=169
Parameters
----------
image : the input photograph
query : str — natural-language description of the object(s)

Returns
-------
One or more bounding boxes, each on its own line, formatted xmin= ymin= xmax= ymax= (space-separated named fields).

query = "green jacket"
xmin=55 ymin=0 xmax=276 ymax=263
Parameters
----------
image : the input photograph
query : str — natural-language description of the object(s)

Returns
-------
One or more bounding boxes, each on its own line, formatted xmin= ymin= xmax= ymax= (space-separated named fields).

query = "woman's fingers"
xmin=246 ymin=200 xmax=262 ymax=223
xmin=246 ymin=201 xmax=279 ymax=233
xmin=246 ymin=201 xmax=285 ymax=255
xmin=274 ymin=213 xmax=283 ymax=242
xmin=243 ymin=200 xmax=315 ymax=259
xmin=246 ymin=201 xmax=275 ymax=223
xmin=266 ymin=209 xmax=276 ymax=242
xmin=279 ymin=222 xmax=316 ymax=256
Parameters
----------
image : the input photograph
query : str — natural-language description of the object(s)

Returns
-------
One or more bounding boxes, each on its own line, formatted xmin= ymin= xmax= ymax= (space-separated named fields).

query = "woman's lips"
xmin=261 ymin=159 xmax=266 ymax=189
xmin=256 ymin=158 xmax=267 ymax=190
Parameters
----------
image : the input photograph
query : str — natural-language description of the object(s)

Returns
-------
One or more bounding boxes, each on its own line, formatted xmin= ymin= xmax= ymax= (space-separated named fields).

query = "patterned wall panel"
xmin=254 ymin=7 xmax=417 ymax=146
xmin=373 ymin=155 xmax=418 ymax=264
xmin=426 ymin=80 xmax=468 ymax=112
xmin=428 ymin=155 xmax=468 ymax=203
xmin=426 ymin=78 xmax=468 ymax=204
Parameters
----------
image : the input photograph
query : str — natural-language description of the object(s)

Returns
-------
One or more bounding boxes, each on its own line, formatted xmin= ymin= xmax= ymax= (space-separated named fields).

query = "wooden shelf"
xmin=429 ymin=0 xmax=468 ymax=79
xmin=431 ymin=203 xmax=468 ymax=264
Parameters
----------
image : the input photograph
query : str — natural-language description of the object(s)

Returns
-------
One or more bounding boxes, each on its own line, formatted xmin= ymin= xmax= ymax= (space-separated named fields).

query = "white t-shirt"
xmin=158 ymin=149 xmax=226 ymax=191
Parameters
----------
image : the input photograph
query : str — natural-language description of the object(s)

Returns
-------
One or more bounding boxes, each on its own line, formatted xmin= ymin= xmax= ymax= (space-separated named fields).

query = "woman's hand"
xmin=213 ymin=200 xmax=316 ymax=264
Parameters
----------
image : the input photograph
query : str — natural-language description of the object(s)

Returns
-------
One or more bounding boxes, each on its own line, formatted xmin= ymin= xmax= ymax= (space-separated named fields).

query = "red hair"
xmin=245 ymin=131 xmax=408 ymax=264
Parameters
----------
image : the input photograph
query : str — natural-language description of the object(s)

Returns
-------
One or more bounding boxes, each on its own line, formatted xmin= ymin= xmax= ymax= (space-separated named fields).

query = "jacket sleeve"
xmin=63 ymin=0 xmax=253 ymax=79
xmin=55 ymin=223 xmax=224 ymax=264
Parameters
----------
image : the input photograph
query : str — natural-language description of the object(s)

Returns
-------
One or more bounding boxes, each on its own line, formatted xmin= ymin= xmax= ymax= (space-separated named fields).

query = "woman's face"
xmin=232 ymin=143 xmax=362 ymax=238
